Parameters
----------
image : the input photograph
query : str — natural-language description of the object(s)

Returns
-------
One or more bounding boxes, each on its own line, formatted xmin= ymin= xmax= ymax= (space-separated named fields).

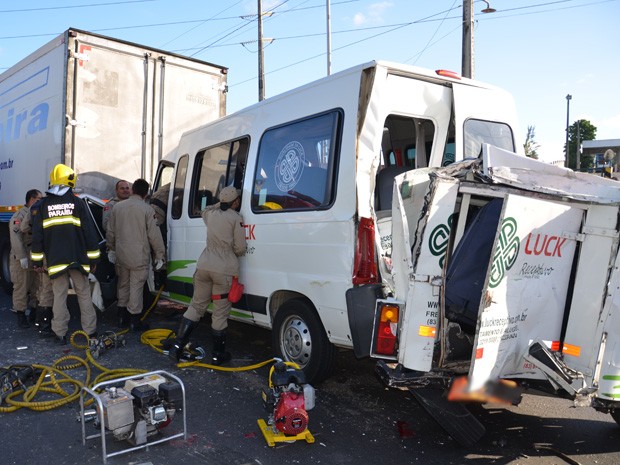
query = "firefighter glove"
xmin=154 ymin=259 xmax=165 ymax=271
xmin=20 ymin=258 xmax=29 ymax=269
xmin=107 ymin=251 xmax=116 ymax=264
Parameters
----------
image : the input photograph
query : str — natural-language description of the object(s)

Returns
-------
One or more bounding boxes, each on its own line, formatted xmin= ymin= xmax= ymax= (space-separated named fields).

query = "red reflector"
xmin=551 ymin=341 xmax=561 ymax=351
xmin=352 ymin=217 xmax=378 ymax=285
xmin=475 ymin=348 xmax=484 ymax=359
xmin=376 ymin=321 xmax=396 ymax=355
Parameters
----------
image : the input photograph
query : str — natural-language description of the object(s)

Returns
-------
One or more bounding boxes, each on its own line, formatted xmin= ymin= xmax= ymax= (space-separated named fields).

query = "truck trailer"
xmin=0 ymin=28 xmax=228 ymax=289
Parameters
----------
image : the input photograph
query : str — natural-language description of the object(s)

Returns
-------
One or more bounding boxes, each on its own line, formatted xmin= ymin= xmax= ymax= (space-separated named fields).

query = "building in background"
xmin=582 ymin=139 xmax=620 ymax=176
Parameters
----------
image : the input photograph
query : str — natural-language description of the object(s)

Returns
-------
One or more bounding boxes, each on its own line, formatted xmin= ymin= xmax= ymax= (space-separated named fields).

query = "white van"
xmin=152 ymin=61 xmax=522 ymax=383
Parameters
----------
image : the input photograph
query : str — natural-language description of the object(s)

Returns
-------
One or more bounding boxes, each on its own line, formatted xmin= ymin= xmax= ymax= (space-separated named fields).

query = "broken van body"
xmin=152 ymin=60 xmax=523 ymax=384
xmin=366 ymin=145 xmax=620 ymax=444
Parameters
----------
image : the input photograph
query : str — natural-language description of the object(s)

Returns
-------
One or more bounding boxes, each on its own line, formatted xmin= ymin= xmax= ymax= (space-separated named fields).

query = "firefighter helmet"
xmin=50 ymin=164 xmax=77 ymax=188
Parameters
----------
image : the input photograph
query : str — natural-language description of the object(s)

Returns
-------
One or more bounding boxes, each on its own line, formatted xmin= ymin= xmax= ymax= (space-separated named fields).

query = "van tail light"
xmin=375 ymin=303 xmax=399 ymax=356
xmin=352 ymin=217 xmax=378 ymax=285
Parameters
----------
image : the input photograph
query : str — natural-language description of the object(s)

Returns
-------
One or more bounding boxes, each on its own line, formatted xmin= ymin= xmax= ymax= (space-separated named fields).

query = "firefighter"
xmin=21 ymin=198 xmax=54 ymax=335
xmin=102 ymin=179 xmax=131 ymax=233
xmin=168 ymin=185 xmax=246 ymax=365
xmin=30 ymin=164 xmax=101 ymax=344
xmin=9 ymin=189 xmax=42 ymax=328
xmin=106 ymin=178 xmax=165 ymax=331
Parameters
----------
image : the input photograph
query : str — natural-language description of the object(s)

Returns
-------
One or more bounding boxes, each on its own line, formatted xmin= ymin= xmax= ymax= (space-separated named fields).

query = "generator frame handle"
xmin=79 ymin=370 xmax=188 ymax=464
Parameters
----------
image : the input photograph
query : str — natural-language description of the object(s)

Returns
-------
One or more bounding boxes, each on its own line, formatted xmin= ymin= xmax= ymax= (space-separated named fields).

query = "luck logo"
xmin=489 ymin=217 xmax=520 ymax=288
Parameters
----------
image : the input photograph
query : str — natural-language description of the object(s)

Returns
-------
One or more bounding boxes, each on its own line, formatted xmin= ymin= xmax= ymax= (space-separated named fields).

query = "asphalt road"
xmin=0 ymin=289 xmax=619 ymax=465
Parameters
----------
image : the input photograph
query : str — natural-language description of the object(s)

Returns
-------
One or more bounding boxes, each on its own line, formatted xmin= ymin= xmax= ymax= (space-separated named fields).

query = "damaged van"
xmin=152 ymin=61 xmax=522 ymax=384
xmin=368 ymin=145 xmax=620 ymax=444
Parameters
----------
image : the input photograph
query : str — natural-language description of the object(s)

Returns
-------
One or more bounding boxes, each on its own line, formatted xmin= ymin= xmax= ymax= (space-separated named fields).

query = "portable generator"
xmin=80 ymin=371 xmax=187 ymax=463
xmin=257 ymin=361 xmax=315 ymax=446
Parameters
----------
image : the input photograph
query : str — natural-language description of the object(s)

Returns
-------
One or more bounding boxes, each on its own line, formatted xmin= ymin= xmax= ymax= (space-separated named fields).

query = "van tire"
xmin=272 ymin=298 xmax=336 ymax=384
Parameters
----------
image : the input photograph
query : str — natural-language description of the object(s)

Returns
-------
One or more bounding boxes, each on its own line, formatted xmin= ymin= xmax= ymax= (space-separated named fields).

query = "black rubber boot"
xmin=129 ymin=313 xmax=149 ymax=333
xmin=16 ymin=312 xmax=29 ymax=329
xmin=35 ymin=306 xmax=53 ymax=337
xmin=27 ymin=307 xmax=36 ymax=325
xmin=168 ymin=318 xmax=197 ymax=362
xmin=211 ymin=329 xmax=231 ymax=365
xmin=53 ymin=334 xmax=67 ymax=345
xmin=116 ymin=306 xmax=129 ymax=328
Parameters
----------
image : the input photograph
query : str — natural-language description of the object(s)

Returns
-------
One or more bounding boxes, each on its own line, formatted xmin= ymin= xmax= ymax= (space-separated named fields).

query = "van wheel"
xmin=272 ymin=298 xmax=336 ymax=384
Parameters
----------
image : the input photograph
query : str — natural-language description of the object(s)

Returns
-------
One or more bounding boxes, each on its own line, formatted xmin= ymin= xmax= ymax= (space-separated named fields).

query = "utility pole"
xmin=576 ymin=120 xmax=581 ymax=171
xmin=462 ymin=0 xmax=474 ymax=78
xmin=326 ymin=0 xmax=332 ymax=75
xmin=258 ymin=0 xmax=265 ymax=101
xmin=565 ymin=94 xmax=572 ymax=168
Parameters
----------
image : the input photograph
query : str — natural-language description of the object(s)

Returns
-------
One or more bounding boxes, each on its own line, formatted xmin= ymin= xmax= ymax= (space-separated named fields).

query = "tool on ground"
xmin=257 ymin=361 xmax=315 ymax=446
xmin=80 ymin=371 xmax=187 ymax=464
xmin=0 ymin=365 xmax=35 ymax=404
xmin=89 ymin=331 xmax=127 ymax=359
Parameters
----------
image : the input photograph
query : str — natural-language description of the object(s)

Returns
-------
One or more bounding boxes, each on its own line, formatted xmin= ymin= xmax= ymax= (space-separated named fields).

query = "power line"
xmin=0 ymin=0 xmax=156 ymax=13
xmin=227 ymin=0 xmax=617 ymax=88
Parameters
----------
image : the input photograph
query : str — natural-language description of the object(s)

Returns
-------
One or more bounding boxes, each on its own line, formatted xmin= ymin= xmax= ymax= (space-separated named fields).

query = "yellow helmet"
xmin=50 ymin=163 xmax=77 ymax=188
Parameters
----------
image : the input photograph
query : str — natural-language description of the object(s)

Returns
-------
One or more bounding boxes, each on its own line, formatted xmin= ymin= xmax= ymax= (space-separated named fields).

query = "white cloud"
xmin=353 ymin=12 xmax=367 ymax=25
xmin=352 ymin=1 xmax=393 ymax=26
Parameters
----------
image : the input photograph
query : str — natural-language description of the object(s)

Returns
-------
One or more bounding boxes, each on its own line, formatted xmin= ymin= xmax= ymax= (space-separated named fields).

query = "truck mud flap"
xmin=409 ymin=387 xmax=486 ymax=447
xmin=346 ymin=284 xmax=383 ymax=358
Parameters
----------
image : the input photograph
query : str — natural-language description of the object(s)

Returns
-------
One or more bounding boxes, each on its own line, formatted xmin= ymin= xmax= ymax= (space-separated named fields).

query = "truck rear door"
xmin=468 ymin=195 xmax=584 ymax=390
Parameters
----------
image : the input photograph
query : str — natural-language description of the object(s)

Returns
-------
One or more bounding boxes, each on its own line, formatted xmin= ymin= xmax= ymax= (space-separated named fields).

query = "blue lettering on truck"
xmin=0 ymin=103 xmax=49 ymax=143
xmin=0 ymin=66 xmax=50 ymax=143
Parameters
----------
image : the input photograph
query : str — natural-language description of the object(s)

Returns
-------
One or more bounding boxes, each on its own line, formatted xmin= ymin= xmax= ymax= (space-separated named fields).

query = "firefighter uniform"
xmin=102 ymin=179 xmax=131 ymax=234
xmin=183 ymin=199 xmax=247 ymax=330
xmin=9 ymin=204 xmax=38 ymax=326
xmin=102 ymin=197 xmax=121 ymax=234
xmin=107 ymin=190 xmax=165 ymax=326
xmin=21 ymin=205 xmax=54 ymax=331
xmin=170 ymin=186 xmax=246 ymax=365
xmin=30 ymin=164 xmax=101 ymax=342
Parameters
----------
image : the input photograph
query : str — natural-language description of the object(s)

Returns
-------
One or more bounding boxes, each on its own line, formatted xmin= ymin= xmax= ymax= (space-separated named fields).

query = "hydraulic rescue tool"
xmin=80 ymin=371 xmax=187 ymax=464
xmin=0 ymin=365 xmax=35 ymax=404
xmin=258 ymin=361 xmax=315 ymax=446
xmin=89 ymin=331 xmax=126 ymax=359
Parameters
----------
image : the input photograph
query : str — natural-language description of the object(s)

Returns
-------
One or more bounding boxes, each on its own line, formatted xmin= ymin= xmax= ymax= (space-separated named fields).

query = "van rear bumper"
xmin=345 ymin=283 xmax=383 ymax=358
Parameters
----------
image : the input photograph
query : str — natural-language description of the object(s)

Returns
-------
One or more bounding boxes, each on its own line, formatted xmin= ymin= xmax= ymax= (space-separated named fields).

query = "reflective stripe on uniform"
xmin=42 ymin=216 xmax=81 ymax=228
xmin=87 ymin=249 xmax=101 ymax=259
xmin=48 ymin=263 xmax=90 ymax=276
xmin=31 ymin=252 xmax=44 ymax=261
xmin=48 ymin=263 xmax=69 ymax=276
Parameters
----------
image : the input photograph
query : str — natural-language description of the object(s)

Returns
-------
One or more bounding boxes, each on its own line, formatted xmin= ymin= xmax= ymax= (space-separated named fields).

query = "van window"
xmin=463 ymin=119 xmax=514 ymax=158
xmin=251 ymin=110 xmax=340 ymax=212
xmin=171 ymin=155 xmax=188 ymax=220
xmin=376 ymin=115 xmax=435 ymax=211
xmin=189 ymin=138 xmax=249 ymax=217
xmin=381 ymin=115 xmax=435 ymax=170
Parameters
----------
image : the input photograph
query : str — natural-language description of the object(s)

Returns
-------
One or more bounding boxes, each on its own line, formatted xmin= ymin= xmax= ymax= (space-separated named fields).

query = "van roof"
xmin=163 ymin=60 xmax=506 ymax=162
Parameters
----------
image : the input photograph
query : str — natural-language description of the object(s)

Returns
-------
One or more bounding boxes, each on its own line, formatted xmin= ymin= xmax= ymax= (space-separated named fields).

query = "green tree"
xmin=523 ymin=125 xmax=539 ymax=159
xmin=566 ymin=119 xmax=596 ymax=171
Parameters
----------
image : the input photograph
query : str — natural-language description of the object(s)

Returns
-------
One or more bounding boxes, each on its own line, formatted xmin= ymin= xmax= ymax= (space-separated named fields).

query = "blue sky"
xmin=1 ymin=0 xmax=618 ymax=162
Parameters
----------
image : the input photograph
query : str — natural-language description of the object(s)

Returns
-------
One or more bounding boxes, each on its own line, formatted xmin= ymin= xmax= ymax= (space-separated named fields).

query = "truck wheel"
xmin=0 ymin=240 xmax=13 ymax=294
xmin=272 ymin=298 xmax=336 ymax=384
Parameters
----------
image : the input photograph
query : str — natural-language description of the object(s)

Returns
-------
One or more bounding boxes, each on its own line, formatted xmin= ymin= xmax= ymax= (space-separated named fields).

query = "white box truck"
xmin=148 ymin=61 xmax=523 ymax=385
xmin=0 ymin=28 xmax=227 ymax=289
